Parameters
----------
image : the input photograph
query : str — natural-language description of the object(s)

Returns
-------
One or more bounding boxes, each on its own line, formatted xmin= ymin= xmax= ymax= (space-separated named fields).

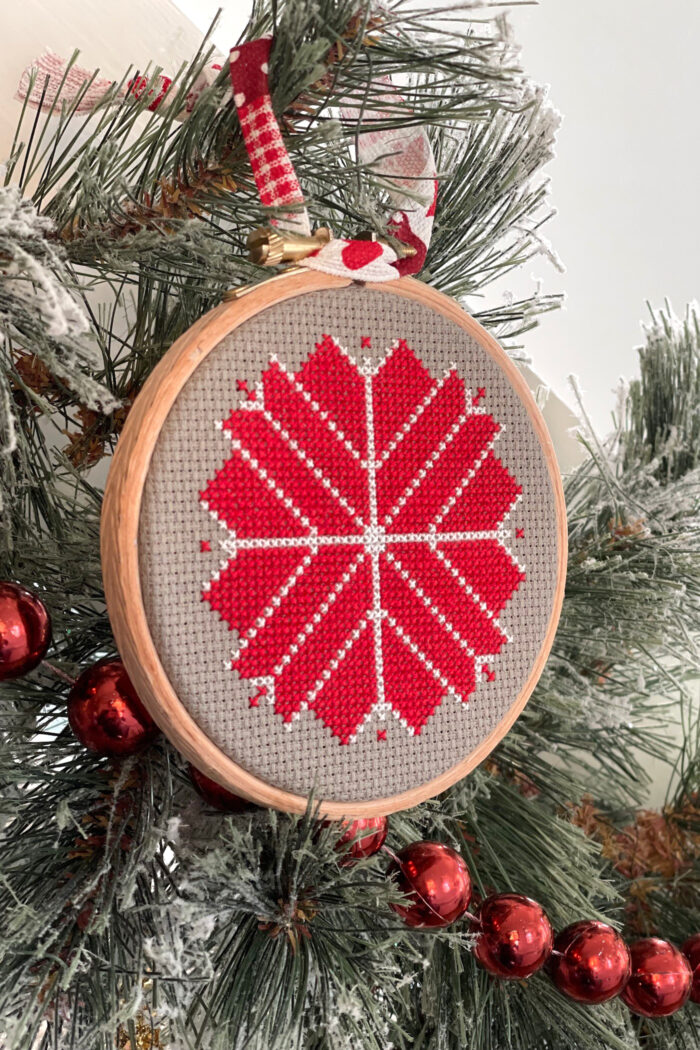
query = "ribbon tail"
xmin=341 ymin=86 xmax=438 ymax=276
xmin=15 ymin=50 xmax=115 ymax=114
xmin=16 ymin=50 xmax=226 ymax=120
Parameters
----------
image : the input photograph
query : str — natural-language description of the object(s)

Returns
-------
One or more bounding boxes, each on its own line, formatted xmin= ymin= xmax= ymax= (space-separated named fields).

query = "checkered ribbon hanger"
xmin=229 ymin=36 xmax=438 ymax=282
xmin=16 ymin=36 xmax=437 ymax=282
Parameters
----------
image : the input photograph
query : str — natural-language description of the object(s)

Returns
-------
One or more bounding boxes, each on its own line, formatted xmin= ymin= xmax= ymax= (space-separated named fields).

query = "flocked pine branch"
xmin=0 ymin=3 xmax=698 ymax=1049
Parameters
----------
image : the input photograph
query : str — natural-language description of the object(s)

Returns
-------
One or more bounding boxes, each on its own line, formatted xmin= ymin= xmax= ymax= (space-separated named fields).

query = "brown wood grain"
xmin=101 ymin=270 xmax=567 ymax=818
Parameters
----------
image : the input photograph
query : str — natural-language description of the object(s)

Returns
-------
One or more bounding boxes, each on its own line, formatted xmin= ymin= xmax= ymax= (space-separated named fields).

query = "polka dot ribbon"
xmin=230 ymin=36 xmax=438 ymax=281
xmin=16 ymin=37 xmax=437 ymax=281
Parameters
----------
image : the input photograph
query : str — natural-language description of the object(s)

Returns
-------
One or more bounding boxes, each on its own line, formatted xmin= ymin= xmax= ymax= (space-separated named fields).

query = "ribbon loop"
xmin=16 ymin=36 xmax=438 ymax=282
xmin=230 ymin=36 xmax=437 ymax=281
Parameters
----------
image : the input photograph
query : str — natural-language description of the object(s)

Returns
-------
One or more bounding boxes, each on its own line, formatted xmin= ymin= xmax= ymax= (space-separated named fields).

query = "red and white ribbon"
xmin=15 ymin=50 xmax=222 ymax=118
xmin=16 ymin=37 xmax=437 ymax=281
xmin=228 ymin=39 xmax=311 ymax=236
xmin=229 ymin=37 xmax=437 ymax=281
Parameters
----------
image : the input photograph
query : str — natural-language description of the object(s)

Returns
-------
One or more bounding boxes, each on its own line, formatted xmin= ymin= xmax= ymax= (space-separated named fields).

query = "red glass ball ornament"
xmin=549 ymin=921 xmax=631 ymax=1004
xmin=188 ymin=763 xmax=252 ymax=812
xmin=620 ymin=938 xmax=692 ymax=1017
xmin=388 ymin=840 xmax=471 ymax=928
xmin=335 ymin=816 xmax=388 ymax=864
xmin=68 ymin=659 xmax=158 ymax=756
xmin=473 ymin=893 xmax=553 ymax=979
xmin=0 ymin=582 xmax=51 ymax=681
xmin=682 ymin=933 xmax=700 ymax=1004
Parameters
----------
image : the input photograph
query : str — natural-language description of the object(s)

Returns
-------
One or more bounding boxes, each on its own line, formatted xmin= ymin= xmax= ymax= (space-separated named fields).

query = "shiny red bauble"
xmin=472 ymin=893 xmax=553 ymax=979
xmin=682 ymin=933 xmax=700 ymax=1004
xmin=0 ymin=582 xmax=51 ymax=680
xmin=67 ymin=659 xmax=159 ymax=755
xmin=188 ymin=763 xmax=252 ymax=812
xmin=620 ymin=938 xmax=692 ymax=1017
xmin=549 ymin=921 xmax=631 ymax=1004
xmin=335 ymin=816 xmax=388 ymax=863
xmin=389 ymin=840 xmax=471 ymax=928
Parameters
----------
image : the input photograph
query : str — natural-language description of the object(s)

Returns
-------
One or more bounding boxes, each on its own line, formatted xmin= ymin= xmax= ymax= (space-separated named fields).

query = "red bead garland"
xmin=472 ymin=893 xmax=553 ymax=979
xmin=381 ymin=837 xmax=698 ymax=1018
xmin=0 ymin=582 xmax=51 ymax=681
xmin=682 ymin=933 xmax=700 ymax=1004
xmin=334 ymin=816 xmax=388 ymax=864
xmin=68 ymin=659 xmax=159 ymax=756
xmin=188 ymin=763 xmax=252 ymax=812
xmin=388 ymin=841 xmax=471 ymax=928
xmin=381 ymin=835 xmax=699 ymax=1018
xmin=549 ymin=921 xmax=631 ymax=1004
xmin=620 ymin=938 xmax=692 ymax=1018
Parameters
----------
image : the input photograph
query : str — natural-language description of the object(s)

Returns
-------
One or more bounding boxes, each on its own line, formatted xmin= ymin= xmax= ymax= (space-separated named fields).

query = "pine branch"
xmin=0 ymin=3 xmax=698 ymax=1049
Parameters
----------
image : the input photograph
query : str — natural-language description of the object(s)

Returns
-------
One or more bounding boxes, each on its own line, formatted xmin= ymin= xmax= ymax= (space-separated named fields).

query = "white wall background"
xmin=174 ymin=0 xmax=700 ymax=436
xmin=507 ymin=1 xmax=700 ymax=434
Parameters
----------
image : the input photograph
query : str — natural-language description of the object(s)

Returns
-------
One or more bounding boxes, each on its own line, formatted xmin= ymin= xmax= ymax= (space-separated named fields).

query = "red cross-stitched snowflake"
xmin=200 ymin=336 xmax=525 ymax=744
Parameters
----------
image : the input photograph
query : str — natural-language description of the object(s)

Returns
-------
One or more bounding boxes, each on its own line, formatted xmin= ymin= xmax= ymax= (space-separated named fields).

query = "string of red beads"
xmin=683 ymin=934 xmax=700 ymax=1004
xmin=550 ymin=921 xmax=631 ymax=1003
xmin=332 ymin=816 xmax=389 ymax=865
xmin=8 ymin=631 xmax=698 ymax=1021
xmin=386 ymin=837 xmax=699 ymax=1018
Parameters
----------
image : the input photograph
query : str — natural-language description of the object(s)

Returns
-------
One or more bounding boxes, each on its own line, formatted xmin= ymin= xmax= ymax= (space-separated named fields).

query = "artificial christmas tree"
xmin=0 ymin=3 xmax=698 ymax=1048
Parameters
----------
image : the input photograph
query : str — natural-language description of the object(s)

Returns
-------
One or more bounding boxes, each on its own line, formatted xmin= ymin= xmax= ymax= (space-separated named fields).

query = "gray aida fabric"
xmin=138 ymin=284 xmax=561 ymax=804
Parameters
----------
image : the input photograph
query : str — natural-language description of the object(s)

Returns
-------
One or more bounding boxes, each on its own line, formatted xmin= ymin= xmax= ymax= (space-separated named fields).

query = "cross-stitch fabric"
xmin=138 ymin=284 xmax=561 ymax=804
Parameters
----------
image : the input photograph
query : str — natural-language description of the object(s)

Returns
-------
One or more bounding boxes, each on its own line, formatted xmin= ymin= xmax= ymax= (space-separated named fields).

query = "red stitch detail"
xmin=472 ymin=387 xmax=486 ymax=406
xmin=361 ymin=336 xmax=372 ymax=348
xmin=516 ymin=527 xmax=525 ymax=539
xmin=201 ymin=336 xmax=523 ymax=743
xmin=249 ymin=684 xmax=268 ymax=709
xmin=377 ymin=729 xmax=387 ymax=741
xmin=200 ymin=540 xmax=211 ymax=553
xmin=436 ymin=453 xmax=521 ymax=534
xmin=236 ymin=378 xmax=257 ymax=401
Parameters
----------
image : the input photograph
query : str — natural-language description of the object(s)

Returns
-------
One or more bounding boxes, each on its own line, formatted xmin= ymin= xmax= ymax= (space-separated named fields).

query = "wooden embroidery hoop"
xmin=101 ymin=269 xmax=567 ymax=818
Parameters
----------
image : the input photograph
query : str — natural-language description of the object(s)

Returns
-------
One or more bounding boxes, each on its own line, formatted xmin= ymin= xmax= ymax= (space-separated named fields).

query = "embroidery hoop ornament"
xmin=101 ymin=39 xmax=567 ymax=818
